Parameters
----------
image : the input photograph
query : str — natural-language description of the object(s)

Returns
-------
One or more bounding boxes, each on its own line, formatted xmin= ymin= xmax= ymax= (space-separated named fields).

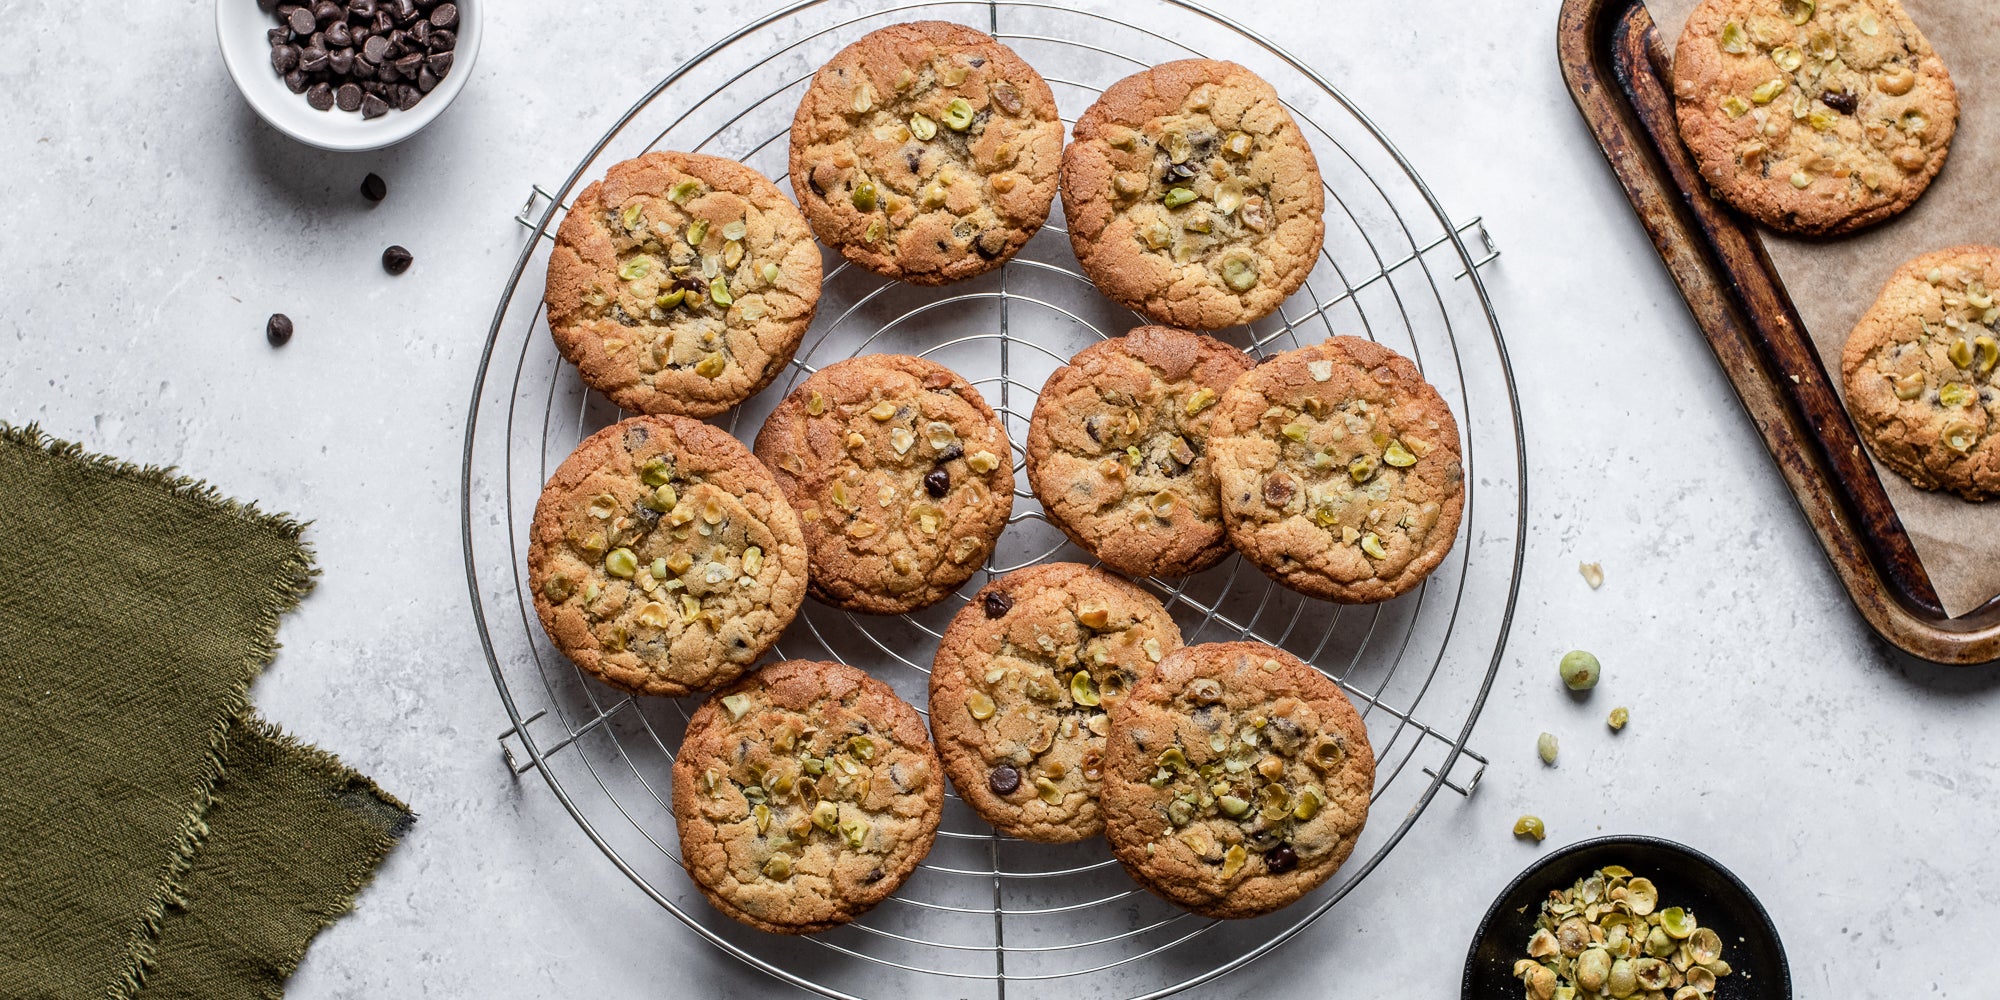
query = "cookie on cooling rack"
xmin=929 ymin=563 xmax=1184 ymax=843
xmin=788 ymin=21 xmax=1064 ymax=284
xmin=672 ymin=659 xmax=944 ymax=934
xmin=1100 ymin=642 xmax=1373 ymax=920
xmin=1672 ymin=0 xmax=1957 ymax=236
xmin=1060 ymin=59 xmax=1325 ymax=331
xmin=1207 ymin=337 xmax=1463 ymax=604
xmin=1841 ymin=245 xmax=2000 ymax=500
xmin=544 ymin=151 xmax=823 ymax=418
xmin=527 ymin=415 xmax=808 ymax=697
xmin=752 ymin=354 xmax=1015 ymax=615
xmin=1024 ymin=327 xmax=1256 ymax=579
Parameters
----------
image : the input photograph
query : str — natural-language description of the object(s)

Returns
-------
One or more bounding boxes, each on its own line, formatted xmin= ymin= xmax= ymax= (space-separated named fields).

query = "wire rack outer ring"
xmin=462 ymin=2 xmax=1526 ymax=998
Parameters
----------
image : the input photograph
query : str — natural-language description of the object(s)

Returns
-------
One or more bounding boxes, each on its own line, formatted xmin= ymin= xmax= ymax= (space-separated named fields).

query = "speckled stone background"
xmin=3 ymin=1 xmax=1997 ymax=997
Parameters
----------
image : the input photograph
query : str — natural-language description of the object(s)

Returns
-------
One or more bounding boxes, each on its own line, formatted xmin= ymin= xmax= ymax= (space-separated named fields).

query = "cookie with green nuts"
xmin=672 ymin=659 xmax=943 ymax=934
xmin=788 ymin=21 xmax=1063 ymax=284
xmin=753 ymin=354 xmax=1015 ymax=614
xmin=1024 ymin=327 xmax=1257 ymax=579
xmin=1208 ymin=337 xmax=1464 ymax=604
xmin=1841 ymin=245 xmax=2000 ymax=499
xmin=1060 ymin=59 xmax=1325 ymax=330
xmin=1672 ymin=0 xmax=1957 ymax=236
xmin=545 ymin=151 xmax=823 ymax=418
xmin=929 ymin=563 xmax=1185 ymax=843
xmin=1100 ymin=642 xmax=1374 ymax=919
xmin=527 ymin=415 xmax=808 ymax=697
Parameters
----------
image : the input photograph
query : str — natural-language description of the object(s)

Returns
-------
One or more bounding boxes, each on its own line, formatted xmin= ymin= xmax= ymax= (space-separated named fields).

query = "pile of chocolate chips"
xmin=262 ymin=0 xmax=460 ymax=119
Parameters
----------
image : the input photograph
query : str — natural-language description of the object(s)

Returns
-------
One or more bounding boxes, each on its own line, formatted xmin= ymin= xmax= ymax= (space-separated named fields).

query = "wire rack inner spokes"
xmin=464 ymin=2 xmax=1522 ymax=998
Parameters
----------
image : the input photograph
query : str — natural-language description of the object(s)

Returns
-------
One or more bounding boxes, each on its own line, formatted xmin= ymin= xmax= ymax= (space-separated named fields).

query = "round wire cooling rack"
xmin=461 ymin=1 xmax=1524 ymax=997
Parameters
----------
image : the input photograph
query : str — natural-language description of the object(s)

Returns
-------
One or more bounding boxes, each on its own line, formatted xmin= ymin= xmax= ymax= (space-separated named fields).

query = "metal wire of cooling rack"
xmin=461 ymin=1 xmax=1523 ymax=997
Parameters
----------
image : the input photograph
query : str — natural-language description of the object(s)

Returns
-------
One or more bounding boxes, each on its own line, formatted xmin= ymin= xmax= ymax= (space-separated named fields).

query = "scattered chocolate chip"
xmin=417 ymin=67 xmax=437 ymax=92
xmin=381 ymin=244 xmax=413 ymax=274
xmin=924 ymin=468 xmax=950 ymax=498
xmin=425 ymin=50 xmax=452 ymax=76
xmin=983 ymin=591 xmax=1013 ymax=619
xmin=349 ymin=0 xmax=375 ymax=17
xmin=284 ymin=68 xmax=307 ymax=93
xmin=427 ymin=28 xmax=454 ymax=51
xmin=298 ymin=46 xmax=328 ymax=72
xmin=314 ymin=0 xmax=343 ymax=24
xmin=393 ymin=51 xmax=422 ymax=77
xmin=988 ymin=765 xmax=1020 ymax=795
xmin=396 ymin=84 xmax=423 ymax=110
xmin=1822 ymin=90 xmax=1858 ymax=115
xmin=336 ymin=82 xmax=363 ymax=112
xmin=430 ymin=2 xmax=457 ymax=27
xmin=361 ymin=33 xmax=389 ymax=63
xmin=360 ymin=92 xmax=391 ymax=118
xmin=328 ymin=47 xmax=354 ymax=74
xmin=1265 ymin=844 xmax=1299 ymax=874
xmin=325 ymin=19 xmax=351 ymax=46
xmin=360 ymin=172 xmax=387 ymax=202
xmin=306 ymin=81 xmax=336 ymax=111
xmin=266 ymin=313 xmax=294 ymax=346
xmin=288 ymin=7 xmax=316 ymax=34
xmin=271 ymin=44 xmax=299 ymax=73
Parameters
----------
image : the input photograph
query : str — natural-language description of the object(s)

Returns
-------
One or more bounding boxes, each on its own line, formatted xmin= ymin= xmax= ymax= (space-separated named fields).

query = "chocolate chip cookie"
xmin=545 ymin=151 xmax=823 ymax=417
xmin=789 ymin=21 xmax=1063 ymax=285
xmin=1100 ymin=642 xmax=1373 ymax=920
xmin=1673 ymin=0 xmax=1957 ymax=236
xmin=1025 ymin=327 xmax=1256 ymax=579
xmin=672 ymin=659 xmax=944 ymax=934
xmin=527 ymin=416 xmax=809 ymax=697
xmin=1208 ymin=337 xmax=1463 ymax=604
xmin=753 ymin=354 xmax=1015 ymax=614
xmin=1841 ymin=246 xmax=2000 ymax=499
xmin=929 ymin=563 xmax=1184 ymax=843
xmin=1061 ymin=60 xmax=1325 ymax=331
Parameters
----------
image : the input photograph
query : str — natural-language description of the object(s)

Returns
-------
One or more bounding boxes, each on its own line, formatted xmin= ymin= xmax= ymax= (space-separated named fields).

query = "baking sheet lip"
xmin=1558 ymin=0 xmax=2000 ymax=665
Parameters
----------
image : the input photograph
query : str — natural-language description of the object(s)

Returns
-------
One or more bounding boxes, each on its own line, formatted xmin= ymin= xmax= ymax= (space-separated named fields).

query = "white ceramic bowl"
xmin=216 ymin=1 xmax=481 ymax=152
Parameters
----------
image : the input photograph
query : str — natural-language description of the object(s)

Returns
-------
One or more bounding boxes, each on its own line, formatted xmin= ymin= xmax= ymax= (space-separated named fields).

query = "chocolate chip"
xmin=416 ymin=67 xmax=437 ymax=92
xmin=284 ymin=68 xmax=307 ymax=93
xmin=392 ymin=0 xmax=418 ymax=24
xmin=935 ymin=442 xmax=963 ymax=464
xmin=1822 ymin=90 xmax=1858 ymax=115
xmin=1084 ymin=415 xmax=1104 ymax=442
xmin=427 ymin=28 xmax=454 ymax=51
xmin=924 ymin=468 xmax=950 ymax=498
xmin=326 ymin=20 xmax=351 ymax=47
xmin=360 ymin=172 xmax=388 ymax=202
xmin=974 ymin=230 xmax=1007 ymax=259
xmin=425 ymin=50 xmax=452 ymax=76
xmin=983 ymin=591 xmax=1013 ymax=619
xmin=381 ymin=244 xmax=413 ymax=274
xmin=288 ymin=7 xmax=315 ymax=33
xmin=396 ymin=85 xmax=423 ymax=110
xmin=429 ymin=2 xmax=457 ymax=27
xmin=332 ymin=82 xmax=360 ymax=112
xmin=1265 ymin=844 xmax=1299 ymax=874
xmin=306 ymin=81 xmax=335 ymax=111
xmin=328 ymin=47 xmax=354 ymax=74
xmin=988 ymin=765 xmax=1020 ymax=795
xmin=270 ymin=44 xmax=297 ymax=73
xmin=360 ymin=92 xmax=391 ymax=118
xmin=393 ymin=52 xmax=422 ymax=77
xmin=266 ymin=313 xmax=294 ymax=346
xmin=361 ymin=33 xmax=389 ymax=63
xmin=314 ymin=0 xmax=342 ymax=23
xmin=298 ymin=46 xmax=328 ymax=72
xmin=349 ymin=0 xmax=376 ymax=17
xmin=1262 ymin=473 xmax=1295 ymax=507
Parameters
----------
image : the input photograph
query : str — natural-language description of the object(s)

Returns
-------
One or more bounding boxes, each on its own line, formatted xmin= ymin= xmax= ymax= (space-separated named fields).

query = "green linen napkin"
xmin=0 ymin=425 xmax=410 ymax=999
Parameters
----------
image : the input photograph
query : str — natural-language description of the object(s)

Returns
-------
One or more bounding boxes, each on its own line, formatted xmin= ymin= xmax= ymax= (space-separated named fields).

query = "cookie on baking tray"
xmin=1672 ymin=0 xmax=1957 ymax=236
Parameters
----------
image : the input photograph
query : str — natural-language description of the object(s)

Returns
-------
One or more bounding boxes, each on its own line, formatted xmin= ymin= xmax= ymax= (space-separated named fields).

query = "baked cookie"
xmin=1209 ymin=338 xmax=1463 ymax=604
xmin=672 ymin=659 xmax=944 ymax=934
xmin=527 ymin=416 xmax=808 ymax=697
xmin=753 ymin=354 xmax=1015 ymax=614
xmin=1841 ymin=246 xmax=2000 ymax=499
xmin=1100 ymin=642 xmax=1373 ymax=919
xmin=789 ymin=21 xmax=1063 ymax=284
xmin=1673 ymin=0 xmax=1957 ymax=236
xmin=1061 ymin=60 xmax=1325 ymax=331
xmin=1024 ymin=327 xmax=1256 ymax=578
xmin=929 ymin=564 xmax=1185 ymax=843
xmin=545 ymin=151 xmax=823 ymax=418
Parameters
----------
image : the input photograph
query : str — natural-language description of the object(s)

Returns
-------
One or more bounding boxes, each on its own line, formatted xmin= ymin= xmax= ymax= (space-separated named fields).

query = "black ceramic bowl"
xmin=1462 ymin=836 xmax=1791 ymax=999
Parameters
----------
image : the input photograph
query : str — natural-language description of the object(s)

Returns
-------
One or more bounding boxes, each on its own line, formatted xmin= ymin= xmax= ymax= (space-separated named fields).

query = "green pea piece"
xmin=1559 ymin=649 xmax=1601 ymax=691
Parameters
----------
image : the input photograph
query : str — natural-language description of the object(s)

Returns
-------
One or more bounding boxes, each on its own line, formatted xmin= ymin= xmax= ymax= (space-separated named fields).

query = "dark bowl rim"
xmin=1460 ymin=834 xmax=1792 ymax=999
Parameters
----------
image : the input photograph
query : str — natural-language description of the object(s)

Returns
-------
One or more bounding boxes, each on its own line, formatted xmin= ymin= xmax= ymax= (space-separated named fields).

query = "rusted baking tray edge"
xmin=1557 ymin=0 xmax=2000 ymax=665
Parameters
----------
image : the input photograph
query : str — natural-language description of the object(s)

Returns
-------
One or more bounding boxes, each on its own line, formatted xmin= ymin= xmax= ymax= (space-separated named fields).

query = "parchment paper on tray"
xmin=1646 ymin=0 xmax=2000 ymax=617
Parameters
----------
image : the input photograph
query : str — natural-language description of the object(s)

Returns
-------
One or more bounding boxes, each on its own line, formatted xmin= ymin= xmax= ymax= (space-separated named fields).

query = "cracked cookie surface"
xmin=1101 ymin=642 xmax=1373 ymax=919
xmin=1061 ymin=59 xmax=1325 ymax=331
xmin=1025 ymin=327 xmax=1256 ymax=578
xmin=545 ymin=152 xmax=823 ymax=417
xmin=672 ymin=659 xmax=943 ymax=934
xmin=753 ymin=354 xmax=1015 ymax=614
xmin=528 ymin=416 xmax=809 ymax=697
xmin=929 ymin=563 xmax=1184 ymax=843
xmin=1209 ymin=337 xmax=1463 ymax=604
xmin=788 ymin=21 xmax=1062 ymax=285
xmin=1673 ymin=0 xmax=1956 ymax=236
xmin=1842 ymin=245 xmax=2000 ymax=499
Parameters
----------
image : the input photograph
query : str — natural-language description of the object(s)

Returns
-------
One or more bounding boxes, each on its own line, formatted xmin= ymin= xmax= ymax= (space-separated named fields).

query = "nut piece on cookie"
xmin=1025 ymin=326 xmax=1256 ymax=578
xmin=1208 ymin=336 xmax=1464 ymax=604
xmin=753 ymin=353 xmax=1015 ymax=614
xmin=1060 ymin=59 xmax=1326 ymax=330
xmin=545 ymin=151 xmax=823 ymax=417
xmin=1840 ymin=245 xmax=2000 ymax=499
xmin=672 ymin=659 xmax=943 ymax=934
xmin=788 ymin=21 xmax=1064 ymax=285
xmin=527 ymin=415 xmax=809 ymax=697
xmin=1671 ymin=0 xmax=1957 ymax=236
xmin=929 ymin=563 xmax=1185 ymax=842
xmin=1100 ymin=642 xmax=1374 ymax=919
